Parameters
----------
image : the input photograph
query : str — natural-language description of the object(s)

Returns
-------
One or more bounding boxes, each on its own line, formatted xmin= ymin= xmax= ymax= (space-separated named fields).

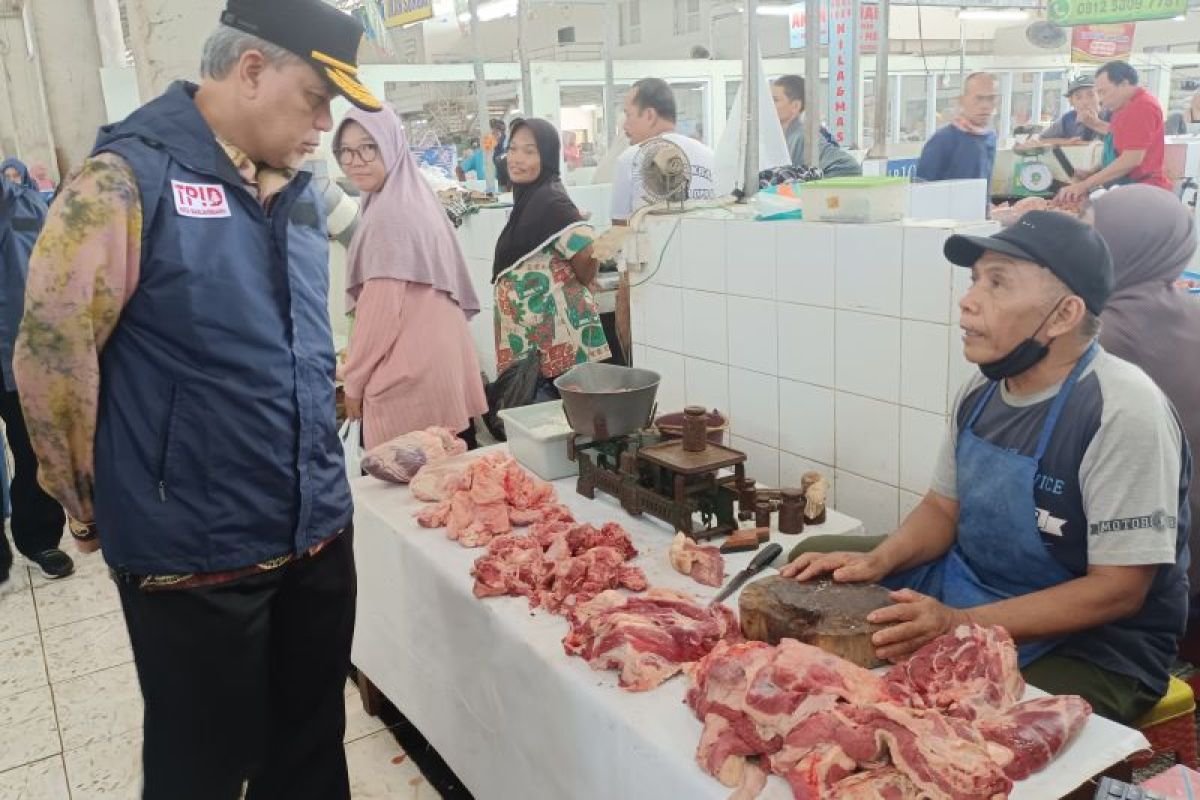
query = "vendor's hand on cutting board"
xmin=345 ymin=395 xmax=363 ymax=420
xmin=868 ymin=589 xmax=971 ymax=662
xmin=780 ymin=551 xmax=887 ymax=584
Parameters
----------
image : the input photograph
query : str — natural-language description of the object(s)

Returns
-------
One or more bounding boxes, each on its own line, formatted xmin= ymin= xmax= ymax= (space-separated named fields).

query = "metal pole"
xmin=868 ymin=0 xmax=889 ymax=158
xmin=804 ymin=0 xmax=821 ymax=168
xmin=468 ymin=0 xmax=494 ymax=191
xmin=517 ymin=0 xmax=533 ymax=116
xmin=925 ymin=73 xmax=936 ymax=141
xmin=743 ymin=0 xmax=760 ymax=199
xmin=603 ymin=0 xmax=617 ymax=150
xmin=958 ymin=20 xmax=965 ymax=83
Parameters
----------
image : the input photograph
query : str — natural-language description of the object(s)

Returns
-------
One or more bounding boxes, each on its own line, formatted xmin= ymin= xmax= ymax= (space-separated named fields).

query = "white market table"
xmin=350 ymin=447 xmax=1150 ymax=800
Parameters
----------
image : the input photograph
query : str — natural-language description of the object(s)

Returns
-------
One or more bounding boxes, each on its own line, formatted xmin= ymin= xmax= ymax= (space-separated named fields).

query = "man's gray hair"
xmin=200 ymin=24 xmax=302 ymax=80
xmin=1044 ymin=273 xmax=1103 ymax=340
xmin=1080 ymin=310 xmax=1102 ymax=340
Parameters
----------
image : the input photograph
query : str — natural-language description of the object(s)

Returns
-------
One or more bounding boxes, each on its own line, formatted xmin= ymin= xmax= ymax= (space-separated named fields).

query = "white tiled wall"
xmin=835 ymin=312 xmax=902 ymax=403
xmin=681 ymin=290 xmax=728 ymax=363
xmin=685 ymin=357 xmax=730 ymax=414
xmin=630 ymin=212 xmax=1000 ymax=535
xmin=778 ymin=304 xmax=835 ymax=387
xmin=681 ymin=218 xmax=727 ymax=293
xmin=729 ymin=368 xmax=780 ymax=448
xmin=728 ymin=296 xmax=778 ymax=376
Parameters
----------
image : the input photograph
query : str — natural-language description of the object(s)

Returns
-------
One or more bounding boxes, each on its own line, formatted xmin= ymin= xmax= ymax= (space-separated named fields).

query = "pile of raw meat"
xmin=470 ymin=517 xmax=749 ymax=689
xmin=669 ymin=532 xmax=725 ymax=587
xmin=414 ymin=453 xmax=743 ymax=692
xmin=686 ymin=624 xmax=1090 ymax=799
xmin=362 ymin=427 xmax=466 ymax=484
xmin=564 ymin=588 xmax=740 ymax=691
xmin=415 ymin=453 xmax=574 ymax=547
xmin=471 ymin=520 xmax=647 ymax=612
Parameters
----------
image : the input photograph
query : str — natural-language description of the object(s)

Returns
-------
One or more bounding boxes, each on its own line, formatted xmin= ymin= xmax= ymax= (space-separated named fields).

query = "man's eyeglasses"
xmin=335 ymin=143 xmax=379 ymax=166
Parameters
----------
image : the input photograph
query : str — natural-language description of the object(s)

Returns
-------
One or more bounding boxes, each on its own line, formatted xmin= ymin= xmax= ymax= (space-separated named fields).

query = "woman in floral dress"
xmin=492 ymin=118 xmax=609 ymax=391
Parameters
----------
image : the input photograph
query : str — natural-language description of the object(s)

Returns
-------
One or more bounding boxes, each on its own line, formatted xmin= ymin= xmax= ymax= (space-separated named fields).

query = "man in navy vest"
xmin=14 ymin=2 xmax=381 ymax=798
xmin=0 ymin=180 xmax=71 ymax=584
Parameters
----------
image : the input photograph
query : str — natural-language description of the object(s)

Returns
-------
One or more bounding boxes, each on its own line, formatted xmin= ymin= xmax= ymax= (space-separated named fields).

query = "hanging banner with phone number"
xmin=1048 ymin=0 xmax=1185 ymax=26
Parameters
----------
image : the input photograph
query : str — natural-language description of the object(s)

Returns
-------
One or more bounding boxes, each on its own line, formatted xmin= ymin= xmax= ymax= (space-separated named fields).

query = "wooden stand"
xmin=574 ymin=437 xmax=749 ymax=541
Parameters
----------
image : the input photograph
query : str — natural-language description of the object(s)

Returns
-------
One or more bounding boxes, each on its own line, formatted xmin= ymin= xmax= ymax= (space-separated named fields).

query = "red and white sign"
xmin=860 ymin=2 xmax=880 ymax=52
xmin=171 ymin=180 xmax=232 ymax=219
xmin=1070 ymin=23 xmax=1135 ymax=64
xmin=790 ymin=1 xmax=878 ymax=52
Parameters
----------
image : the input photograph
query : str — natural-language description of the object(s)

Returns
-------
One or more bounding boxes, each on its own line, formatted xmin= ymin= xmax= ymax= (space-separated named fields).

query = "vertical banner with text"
xmin=827 ymin=0 xmax=860 ymax=147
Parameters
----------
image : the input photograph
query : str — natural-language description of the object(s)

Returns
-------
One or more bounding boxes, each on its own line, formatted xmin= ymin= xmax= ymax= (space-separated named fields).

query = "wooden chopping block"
xmin=738 ymin=576 xmax=893 ymax=668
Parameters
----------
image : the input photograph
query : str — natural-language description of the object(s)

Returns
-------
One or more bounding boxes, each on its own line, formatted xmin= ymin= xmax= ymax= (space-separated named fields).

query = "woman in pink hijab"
xmin=334 ymin=106 xmax=487 ymax=449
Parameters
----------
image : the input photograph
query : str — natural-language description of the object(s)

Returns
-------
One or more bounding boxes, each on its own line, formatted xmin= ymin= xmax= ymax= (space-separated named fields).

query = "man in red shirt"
xmin=1058 ymin=61 xmax=1171 ymax=203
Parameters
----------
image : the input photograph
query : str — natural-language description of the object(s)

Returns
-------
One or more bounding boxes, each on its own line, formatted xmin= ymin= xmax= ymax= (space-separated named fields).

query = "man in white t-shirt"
xmin=610 ymin=78 xmax=716 ymax=224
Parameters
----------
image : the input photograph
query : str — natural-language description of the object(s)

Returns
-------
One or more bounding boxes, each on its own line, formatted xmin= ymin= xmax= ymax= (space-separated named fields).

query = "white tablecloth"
xmin=350 ymin=447 xmax=1149 ymax=800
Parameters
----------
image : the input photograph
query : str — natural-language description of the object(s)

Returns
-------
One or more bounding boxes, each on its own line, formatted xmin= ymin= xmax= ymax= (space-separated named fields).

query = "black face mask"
xmin=979 ymin=299 xmax=1065 ymax=382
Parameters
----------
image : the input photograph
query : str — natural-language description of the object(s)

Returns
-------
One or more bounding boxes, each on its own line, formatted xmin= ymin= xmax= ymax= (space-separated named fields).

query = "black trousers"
xmin=458 ymin=423 xmax=479 ymax=451
xmin=0 ymin=383 xmax=65 ymax=564
xmin=599 ymin=311 xmax=627 ymax=367
xmin=115 ymin=529 xmax=358 ymax=800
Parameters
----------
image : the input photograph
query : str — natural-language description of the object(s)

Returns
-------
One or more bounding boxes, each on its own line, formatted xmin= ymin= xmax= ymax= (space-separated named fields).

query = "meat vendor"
xmin=783 ymin=212 xmax=1192 ymax=725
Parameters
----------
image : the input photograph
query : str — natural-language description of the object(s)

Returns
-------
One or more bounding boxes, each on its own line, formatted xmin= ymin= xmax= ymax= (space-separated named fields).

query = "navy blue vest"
xmin=0 ymin=182 xmax=47 ymax=389
xmin=91 ymin=82 xmax=351 ymax=575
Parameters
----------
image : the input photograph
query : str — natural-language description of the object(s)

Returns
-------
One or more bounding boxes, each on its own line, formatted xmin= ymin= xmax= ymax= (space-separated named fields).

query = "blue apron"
xmin=886 ymin=343 xmax=1099 ymax=666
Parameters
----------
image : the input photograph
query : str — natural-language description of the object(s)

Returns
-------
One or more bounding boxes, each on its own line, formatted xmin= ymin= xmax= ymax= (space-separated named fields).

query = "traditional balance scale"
xmin=555 ymin=364 xmax=747 ymax=541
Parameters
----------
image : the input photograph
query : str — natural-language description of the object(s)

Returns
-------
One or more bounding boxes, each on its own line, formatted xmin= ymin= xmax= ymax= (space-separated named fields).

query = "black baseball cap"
xmin=221 ymin=0 xmax=382 ymax=112
xmin=944 ymin=211 xmax=1114 ymax=314
xmin=1066 ymin=76 xmax=1095 ymax=96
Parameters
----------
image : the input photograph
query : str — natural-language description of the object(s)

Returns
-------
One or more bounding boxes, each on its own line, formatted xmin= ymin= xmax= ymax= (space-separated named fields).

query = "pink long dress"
xmin=342 ymin=277 xmax=488 ymax=450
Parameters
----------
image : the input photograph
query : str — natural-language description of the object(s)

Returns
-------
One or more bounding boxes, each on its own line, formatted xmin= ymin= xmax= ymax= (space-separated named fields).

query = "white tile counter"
xmin=629 ymin=210 xmax=999 ymax=537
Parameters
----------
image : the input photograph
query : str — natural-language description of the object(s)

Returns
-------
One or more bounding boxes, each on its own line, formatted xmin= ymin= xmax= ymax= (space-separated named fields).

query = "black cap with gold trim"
xmin=220 ymin=0 xmax=382 ymax=112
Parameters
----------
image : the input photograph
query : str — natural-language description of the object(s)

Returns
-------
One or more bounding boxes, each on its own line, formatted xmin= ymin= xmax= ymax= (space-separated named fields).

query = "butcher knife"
xmin=710 ymin=543 xmax=783 ymax=606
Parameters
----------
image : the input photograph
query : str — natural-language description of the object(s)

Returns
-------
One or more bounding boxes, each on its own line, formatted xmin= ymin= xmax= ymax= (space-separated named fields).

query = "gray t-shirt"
xmin=933 ymin=348 xmax=1183 ymax=569
xmin=930 ymin=347 xmax=1191 ymax=693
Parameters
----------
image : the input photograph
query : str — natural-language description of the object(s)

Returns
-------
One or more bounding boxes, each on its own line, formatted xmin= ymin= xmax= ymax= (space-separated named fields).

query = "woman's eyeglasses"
xmin=335 ymin=143 xmax=379 ymax=166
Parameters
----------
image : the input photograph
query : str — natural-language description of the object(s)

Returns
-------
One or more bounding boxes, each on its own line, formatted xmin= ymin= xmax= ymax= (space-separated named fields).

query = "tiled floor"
xmin=0 ymin=538 xmax=440 ymax=800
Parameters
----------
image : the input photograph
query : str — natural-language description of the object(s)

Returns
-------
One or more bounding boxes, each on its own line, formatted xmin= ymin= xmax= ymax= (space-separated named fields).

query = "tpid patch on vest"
xmin=171 ymin=180 xmax=231 ymax=218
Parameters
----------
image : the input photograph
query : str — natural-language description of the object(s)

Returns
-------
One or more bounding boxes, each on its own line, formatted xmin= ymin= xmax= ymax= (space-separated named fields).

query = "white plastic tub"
xmin=499 ymin=401 xmax=577 ymax=481
xmin=800 ymin=176 xmax=910 ymax=223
